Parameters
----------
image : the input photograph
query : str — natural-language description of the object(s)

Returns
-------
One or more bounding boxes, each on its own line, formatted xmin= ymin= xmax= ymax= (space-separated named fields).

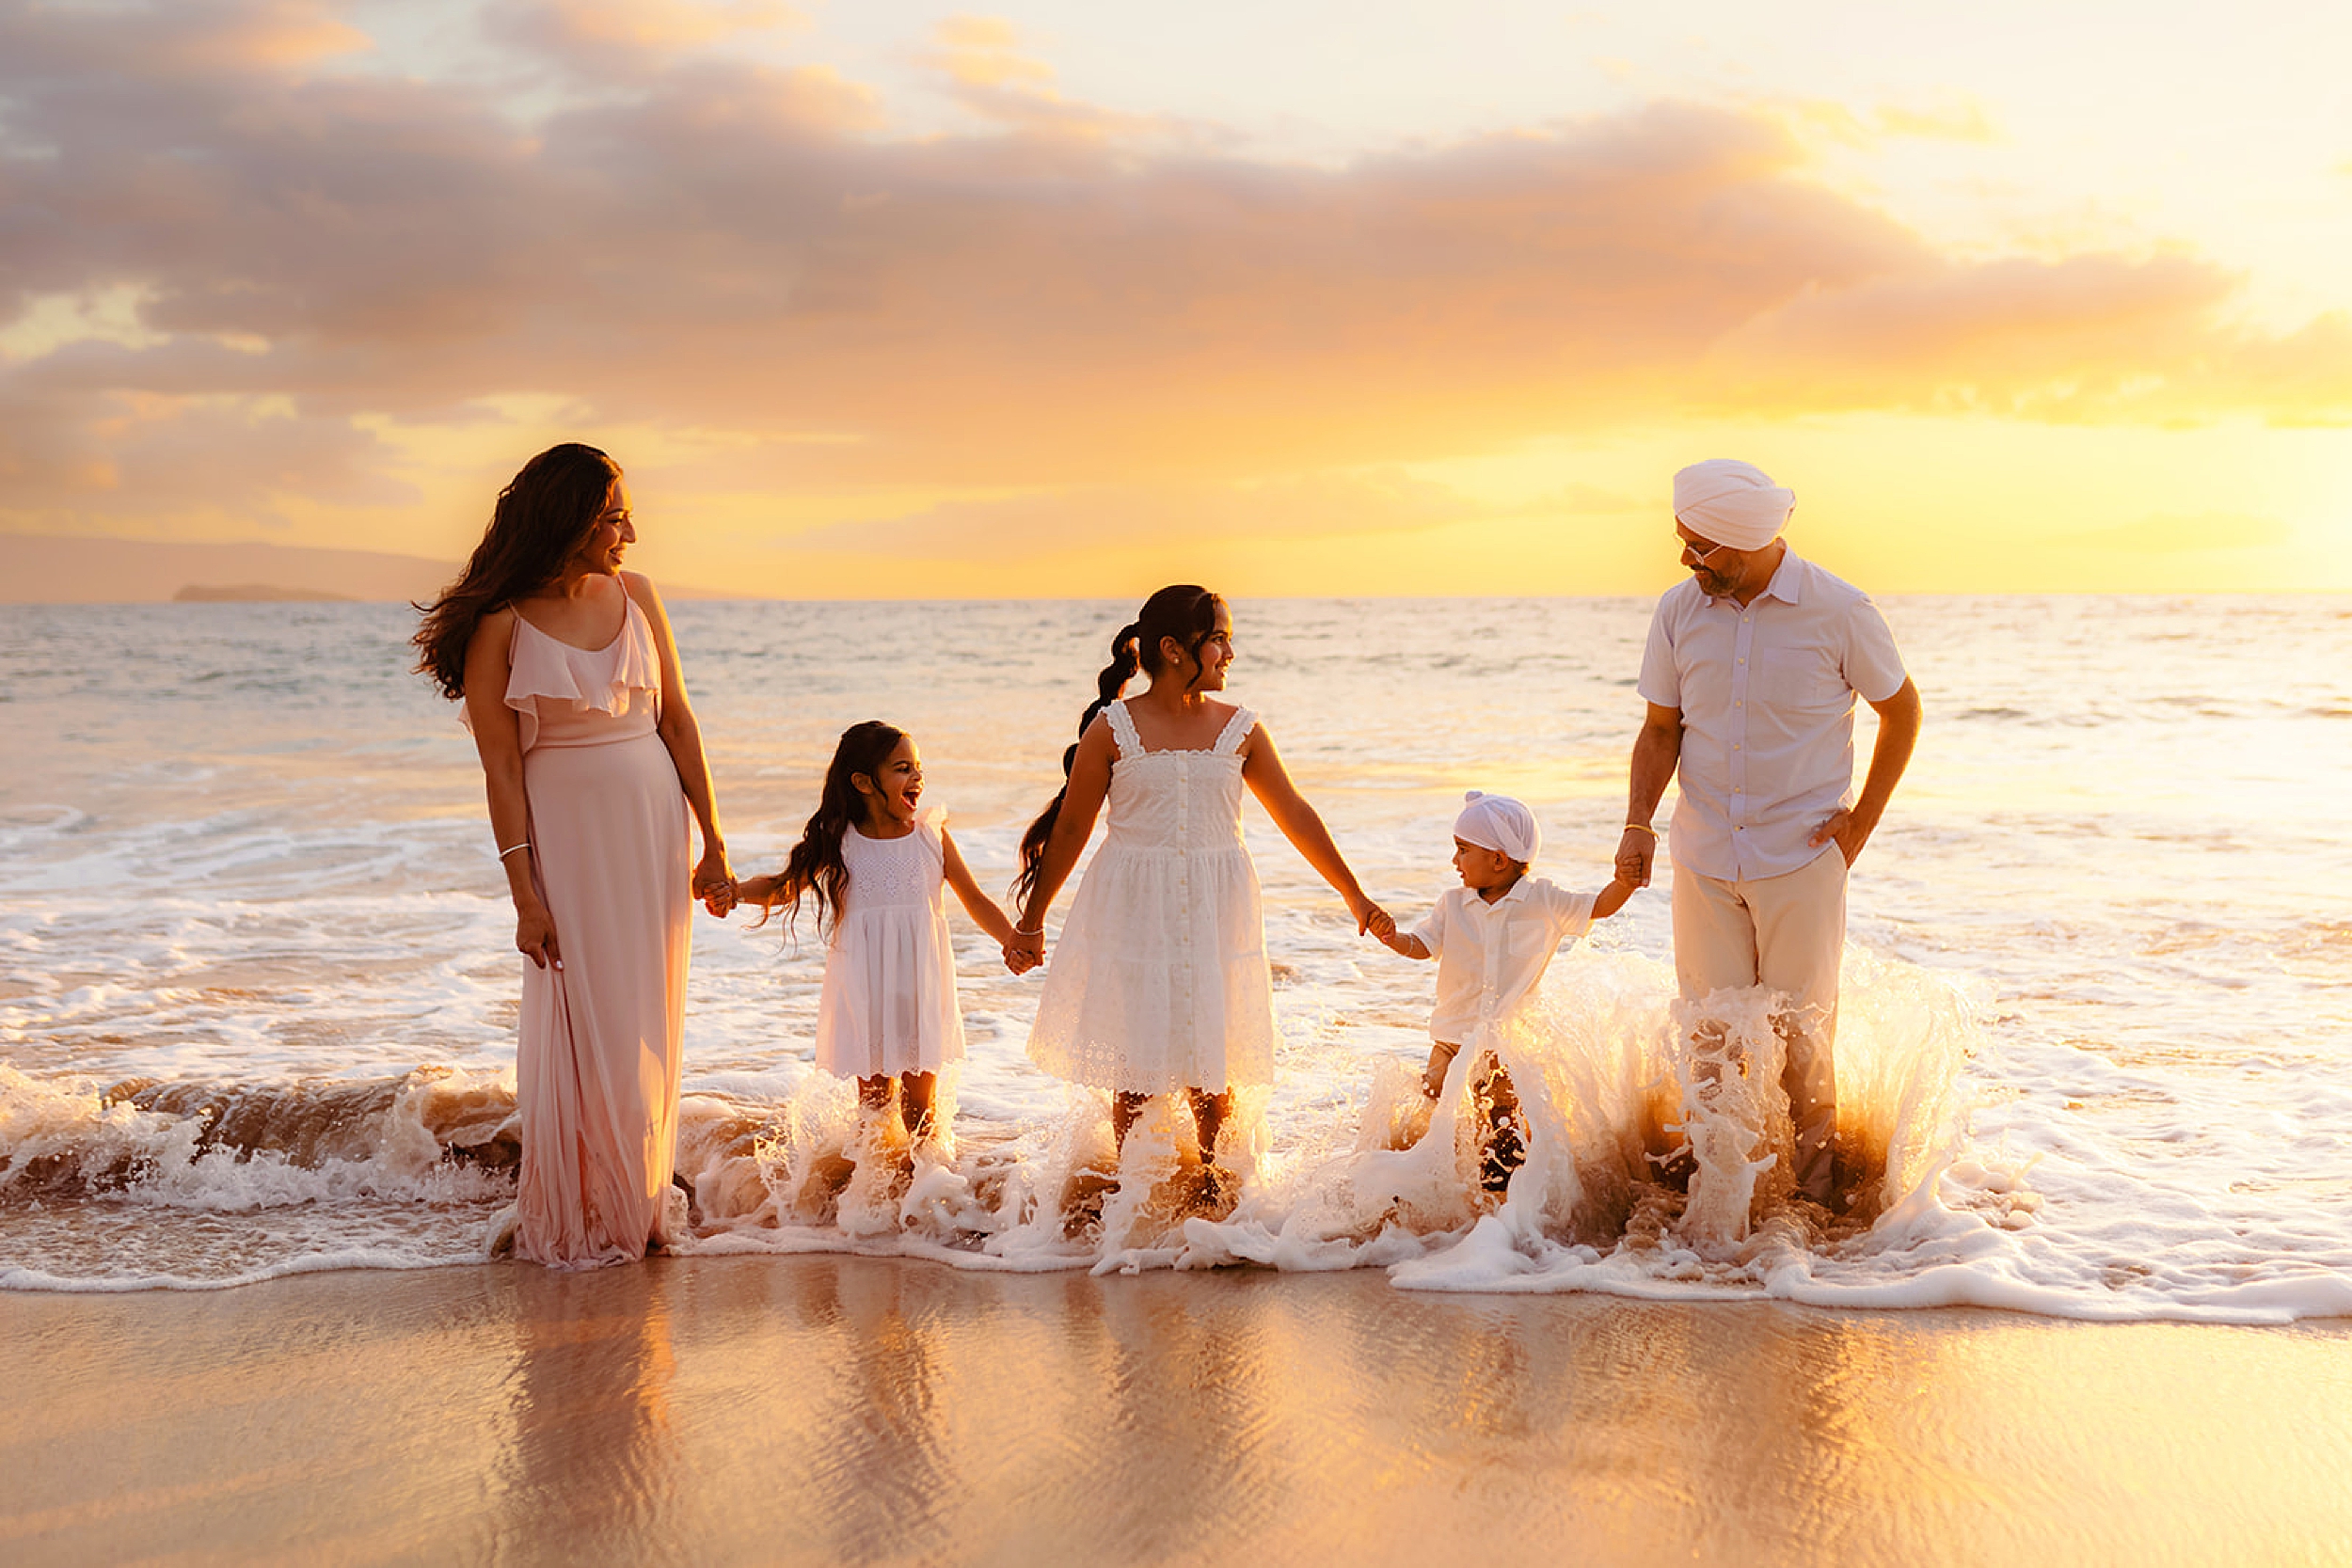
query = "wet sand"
xmin=5 ymin=1260 xmax=2349 ymax=1566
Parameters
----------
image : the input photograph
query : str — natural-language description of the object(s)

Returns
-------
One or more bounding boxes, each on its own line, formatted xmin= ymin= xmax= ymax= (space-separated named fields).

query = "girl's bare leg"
xmin=901 ymin=1070 xmax=939 ymax=1140
xmin=1112 ymin=1090 xmax=1151 ymax=1148
xmin=1188 ymin=1088 xmax=1232 ymax=1161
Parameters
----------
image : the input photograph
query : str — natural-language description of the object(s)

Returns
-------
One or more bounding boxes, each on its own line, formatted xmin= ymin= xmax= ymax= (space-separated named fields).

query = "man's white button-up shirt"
xmin=1637 ymin=551 xmax=1908 ymax=883
xmin=1409 ymin=878 xmax=1597 ymax=1046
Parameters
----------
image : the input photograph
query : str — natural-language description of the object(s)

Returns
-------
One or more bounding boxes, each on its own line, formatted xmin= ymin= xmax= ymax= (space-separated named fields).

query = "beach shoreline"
xmin=8 ymin=1257 xmax=2349 ymax=1566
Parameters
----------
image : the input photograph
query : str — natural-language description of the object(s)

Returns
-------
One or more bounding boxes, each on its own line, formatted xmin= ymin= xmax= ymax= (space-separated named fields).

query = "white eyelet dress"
xmin=1026 ymin=701 xmax=1276 ymax=1094
xmin=813 ymin=810 xmax=967 ymax=1079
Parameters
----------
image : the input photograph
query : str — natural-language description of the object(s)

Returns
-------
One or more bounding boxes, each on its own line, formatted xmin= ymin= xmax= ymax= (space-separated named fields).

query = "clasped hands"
xmin=692 ymin=846 xmax=738 ymax=916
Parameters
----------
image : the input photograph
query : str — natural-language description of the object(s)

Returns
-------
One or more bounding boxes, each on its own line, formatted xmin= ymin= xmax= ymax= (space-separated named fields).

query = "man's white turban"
xmin=1673 ymin=459 xmax=1794 ymax=551
xmin=1454 ymin=791 xmax=1540 ymax=865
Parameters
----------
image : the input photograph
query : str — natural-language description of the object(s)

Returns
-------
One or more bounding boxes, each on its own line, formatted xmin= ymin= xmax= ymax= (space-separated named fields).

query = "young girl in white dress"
xmin=1007 ymin=585 xmax=1394 ymax=1190
xmin=732 ymin=721 xmax=1022 ymax=1145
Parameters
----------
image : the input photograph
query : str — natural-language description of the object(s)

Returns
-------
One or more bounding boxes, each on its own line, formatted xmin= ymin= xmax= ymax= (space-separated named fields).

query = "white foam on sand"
xmin=8 ymin=597 xmax=2352 ymax=1318
xmin=8 ymin=947 xmax=2352 ymax=1320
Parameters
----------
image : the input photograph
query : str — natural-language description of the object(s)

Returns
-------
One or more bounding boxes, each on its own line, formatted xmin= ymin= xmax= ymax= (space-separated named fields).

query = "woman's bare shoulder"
xmin=469 ymin=603 xmax=518 ymax=644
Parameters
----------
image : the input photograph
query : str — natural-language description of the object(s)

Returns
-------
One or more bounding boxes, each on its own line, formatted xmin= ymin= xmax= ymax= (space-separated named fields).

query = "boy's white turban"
xmin=1673 ymin=459 xmax=1794 ymax=550
xmin=1454 ymin=791 xmax=1540 ymax=865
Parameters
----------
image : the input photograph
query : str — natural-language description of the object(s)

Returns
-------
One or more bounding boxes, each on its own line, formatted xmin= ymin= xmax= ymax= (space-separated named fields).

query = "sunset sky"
xmin=3 ymin=0 xmax=2349 ymax=595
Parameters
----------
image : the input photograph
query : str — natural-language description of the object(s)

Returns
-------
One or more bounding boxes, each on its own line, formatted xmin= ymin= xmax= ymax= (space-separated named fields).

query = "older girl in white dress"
xmin=734 ymin=721 xmax=1023 ymax=1145
xmin=1008 ymin=585 xmax=1392 ymax=1186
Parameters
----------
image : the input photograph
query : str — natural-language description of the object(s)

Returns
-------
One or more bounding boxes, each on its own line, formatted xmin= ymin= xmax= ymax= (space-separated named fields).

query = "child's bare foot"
xmin=1188 ymin=1160 xmax=1241 ymax=1221
xmin=796 ymin=1148 xmax=858 ymax=1220
xmin=1061 ymin=1163 xmax=1118 ymax=1239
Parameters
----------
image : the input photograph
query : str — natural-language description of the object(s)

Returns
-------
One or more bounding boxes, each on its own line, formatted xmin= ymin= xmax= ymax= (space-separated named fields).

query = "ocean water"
xmin=2 ymin=595 xmax=2348 ymax=1321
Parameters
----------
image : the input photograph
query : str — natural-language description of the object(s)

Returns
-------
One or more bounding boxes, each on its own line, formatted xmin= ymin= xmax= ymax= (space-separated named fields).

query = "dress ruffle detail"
xmin=483 ymin=598 xmax=663 ymax=754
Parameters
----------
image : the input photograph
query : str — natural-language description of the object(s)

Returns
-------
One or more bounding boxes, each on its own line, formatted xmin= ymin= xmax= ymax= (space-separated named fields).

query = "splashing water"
xmin=6 ymin=596 xmax=2351 ymax=1320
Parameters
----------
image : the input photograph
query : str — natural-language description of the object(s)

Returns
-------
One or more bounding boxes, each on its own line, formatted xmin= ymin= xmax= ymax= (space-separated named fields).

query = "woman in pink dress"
xmin=415 ymin=443 xmax=735 ymax=1267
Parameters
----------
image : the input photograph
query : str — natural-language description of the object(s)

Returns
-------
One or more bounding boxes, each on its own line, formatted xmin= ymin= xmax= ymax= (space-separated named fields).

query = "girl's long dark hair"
xmin=412 ymin=443 xmax=621 ymax=700
xmin=766 ymin=721 xmax=910 ymax=942
xmin=1012 ymin=585 xmax=1226 ymax=904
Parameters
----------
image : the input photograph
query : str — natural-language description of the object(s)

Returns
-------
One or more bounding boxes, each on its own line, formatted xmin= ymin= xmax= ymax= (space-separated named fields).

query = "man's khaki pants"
xmin=1670 ymin=847 xmax=1848 ymax=1204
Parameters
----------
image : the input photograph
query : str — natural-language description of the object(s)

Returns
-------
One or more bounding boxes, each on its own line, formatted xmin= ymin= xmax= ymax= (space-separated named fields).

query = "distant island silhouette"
xmin=3 ymin=533 xmax=734 ymax=603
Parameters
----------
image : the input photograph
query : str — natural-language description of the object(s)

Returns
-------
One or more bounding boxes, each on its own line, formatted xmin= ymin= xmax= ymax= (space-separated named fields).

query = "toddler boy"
xmin=1381 ymin=792 xmax=1635 ymax=1190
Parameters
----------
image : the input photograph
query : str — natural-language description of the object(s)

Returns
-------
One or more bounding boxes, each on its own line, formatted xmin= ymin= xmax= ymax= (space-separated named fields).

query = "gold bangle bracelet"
xmin=1621 ymin=823 xmax=1658 ymax=837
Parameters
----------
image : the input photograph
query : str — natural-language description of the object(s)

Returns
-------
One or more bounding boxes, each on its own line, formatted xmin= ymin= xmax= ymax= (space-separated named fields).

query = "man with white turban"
xmin=1615 ymin=460 xmax=1923 ymax=1209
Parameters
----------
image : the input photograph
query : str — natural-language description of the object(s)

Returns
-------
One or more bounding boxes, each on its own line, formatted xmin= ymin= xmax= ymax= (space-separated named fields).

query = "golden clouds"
xmin=493 ymin=0 xmax=806 ymax=71
xmin=150 ymin=0 xmax=370 ymax=73
xmin=0 ymin=1 xmax=2345 ymax=589
xmin=928 ymin=16 xmax=1049 ymax=86
xmin=1704 ymin=253 xmax=2239 ymax=415
xmin=916 ymin=14 xmax=1165 ymax=141
xmin=1777 ymin=96 xmax=2003 ymax=150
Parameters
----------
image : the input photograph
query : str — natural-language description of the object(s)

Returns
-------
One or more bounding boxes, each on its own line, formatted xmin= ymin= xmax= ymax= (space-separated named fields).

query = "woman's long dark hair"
xmin=764 ymin=721 xmax=910 ymax=942
xmin=1012 ymin=585 xmax=1226 ymax=904
xmin=412 ymin=443 xmax=621 ymax=700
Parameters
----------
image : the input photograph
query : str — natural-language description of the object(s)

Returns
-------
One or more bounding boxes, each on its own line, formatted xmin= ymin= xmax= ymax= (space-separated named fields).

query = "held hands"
xmin=700 ymin=878 xmax=739 ymax=918
xmin=1003 ymin=929 xmax=1044 ymax=975
xmin=1614 ymin=826 xmax=1658 ymax=888
xmin=692 ymin=845 xmax=737 ymax=915
xmin=1350 ymin=895 xmax=1394 ymax=941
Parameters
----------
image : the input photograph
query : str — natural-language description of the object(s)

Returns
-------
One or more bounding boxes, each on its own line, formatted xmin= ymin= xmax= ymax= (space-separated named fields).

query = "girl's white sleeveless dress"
xmin=814 ymin=811 xmax=966 ymax=1078
xmin=1027 ymin=701 xmax=1276 ymax=1094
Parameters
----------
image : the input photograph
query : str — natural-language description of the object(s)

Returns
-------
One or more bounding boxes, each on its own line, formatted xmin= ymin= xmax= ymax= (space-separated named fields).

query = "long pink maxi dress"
xmin=499 ymin=599 xmax=691 ymax=1267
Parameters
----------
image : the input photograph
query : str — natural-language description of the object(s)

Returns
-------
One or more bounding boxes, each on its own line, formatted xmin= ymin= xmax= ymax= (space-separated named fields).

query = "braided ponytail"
xmin=1014 ymin=621 xmax=1141 ymax=901
xmin=1012 ymin=590 xmax=1225 ymax=905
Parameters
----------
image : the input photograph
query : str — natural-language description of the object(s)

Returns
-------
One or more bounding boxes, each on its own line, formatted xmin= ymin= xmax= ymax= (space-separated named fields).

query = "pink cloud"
xmin=0 ymin=0 xmax=2344 ymax=539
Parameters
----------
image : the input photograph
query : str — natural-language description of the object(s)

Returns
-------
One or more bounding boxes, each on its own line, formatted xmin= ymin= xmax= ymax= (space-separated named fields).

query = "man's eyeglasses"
xmin=1677 ymin=534 xmax=1731 ymax=568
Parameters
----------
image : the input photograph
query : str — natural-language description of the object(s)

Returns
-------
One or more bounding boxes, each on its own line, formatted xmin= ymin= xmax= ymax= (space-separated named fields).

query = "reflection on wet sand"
xmin=5 ymin=1259 xmax=2351 ymax=1564
xmin=480 ymin=1267 xmax=683 ymax=1560
xmin=792 ymin=1260 xmax=961 ymax=1560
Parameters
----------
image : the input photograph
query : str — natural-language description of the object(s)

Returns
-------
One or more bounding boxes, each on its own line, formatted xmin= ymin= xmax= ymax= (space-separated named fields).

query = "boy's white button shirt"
xmin=1409 ymin=877 xmax=1597 ymax=1046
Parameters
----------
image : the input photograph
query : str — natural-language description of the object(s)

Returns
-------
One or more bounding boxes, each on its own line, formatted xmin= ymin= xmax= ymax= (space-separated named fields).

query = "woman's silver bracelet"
xmin=498 ymin=842 xmax=532 ymax=861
